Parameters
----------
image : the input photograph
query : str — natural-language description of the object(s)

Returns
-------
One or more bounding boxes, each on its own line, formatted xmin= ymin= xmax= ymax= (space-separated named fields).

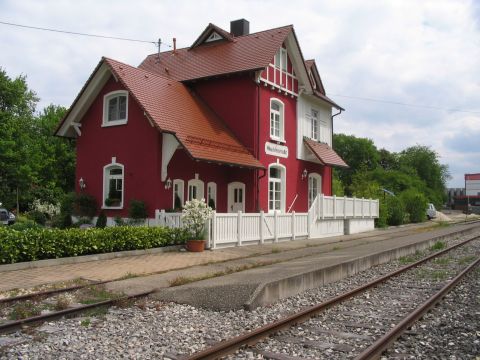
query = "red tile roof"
xmin=465 ymin=173 xmax=480 ymax=181
xmin=304 ymin=138 xmax=349 ymax=168
xmin=139 ymin=25 xmax=292 ymax=81
xmin=103 ymin=58 xmax=263 ymax=169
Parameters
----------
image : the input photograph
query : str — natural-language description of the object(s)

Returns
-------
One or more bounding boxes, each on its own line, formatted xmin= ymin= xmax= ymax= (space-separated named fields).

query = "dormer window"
xmin=103 ymin=90 xmax=128 ymax=127
xmin=274 ymin=48 xmax=288 ymax=71
xmin=205 ymin=31 xmax=223 ymax=43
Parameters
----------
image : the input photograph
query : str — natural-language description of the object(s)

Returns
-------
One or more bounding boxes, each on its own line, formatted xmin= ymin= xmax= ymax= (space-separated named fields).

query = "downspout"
xmin=331 ymin=108 xmax=342 ymax=195
xmin=256 ymin=79 xmax=267 ymax=211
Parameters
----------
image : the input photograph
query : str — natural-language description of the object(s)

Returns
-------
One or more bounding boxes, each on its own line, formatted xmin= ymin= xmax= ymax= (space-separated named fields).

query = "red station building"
xmin=56 ymin=19 xmax=348 ymax=219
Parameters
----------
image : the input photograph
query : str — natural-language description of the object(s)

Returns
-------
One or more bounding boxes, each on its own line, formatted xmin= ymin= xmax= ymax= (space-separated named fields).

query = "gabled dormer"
xmin=190 ymin=23 xmax=234 ymax=49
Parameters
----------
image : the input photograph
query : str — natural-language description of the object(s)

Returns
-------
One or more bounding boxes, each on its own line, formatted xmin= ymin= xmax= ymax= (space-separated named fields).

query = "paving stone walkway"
xmin=0 ymin=222 xmax=451 ymax=292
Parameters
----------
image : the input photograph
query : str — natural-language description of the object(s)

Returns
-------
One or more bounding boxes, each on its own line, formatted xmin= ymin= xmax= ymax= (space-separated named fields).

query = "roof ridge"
xmin=104 ymin=57 xmax=175 ymax=82
xmin=143 ymin=24 xmax=294 ymax=57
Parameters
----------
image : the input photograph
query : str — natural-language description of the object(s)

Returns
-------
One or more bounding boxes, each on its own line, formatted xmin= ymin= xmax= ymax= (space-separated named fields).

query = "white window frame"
xmin=268 ymin=163 xmax=286 ymax=212
xmin=270 ymin=98 xmax=285 ymax=142
xmin=172 ymin=179 xmax=184 ymax=209
xmin=311 ymin=108 xmax=319 ymax=140
xmin=102 ymin=90 xmax=128 ymax=127
xmin=308 ymin=172 xmax=322 ymax=208
xmin=187 ymin=179 xmax=204 ymax=201
xmin=102 ymin=161 xmax=124 ymax=209
xmin=207 ymin=182 xmax=217 ymax=210
xmin=274 ymin=47 xmax=288 ymax=71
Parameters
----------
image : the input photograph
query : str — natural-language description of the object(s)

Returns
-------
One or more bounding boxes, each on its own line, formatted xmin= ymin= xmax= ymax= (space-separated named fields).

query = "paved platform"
xmin=0 ymin=221 xmax=477 ymax=296
xmin=151 ymin=222 xmax=480 ymax=310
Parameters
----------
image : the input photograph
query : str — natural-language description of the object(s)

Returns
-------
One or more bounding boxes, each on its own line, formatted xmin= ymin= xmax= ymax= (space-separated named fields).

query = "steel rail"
xmin=355 ymin=256 xmax=480 ymax=360
xmin=0 ymin=290 xmax=154 ymax=334
xmin=0 ymin=280 xmax=111 ymax=305
xmin=183 ymin=235 xmax=479 ymax=360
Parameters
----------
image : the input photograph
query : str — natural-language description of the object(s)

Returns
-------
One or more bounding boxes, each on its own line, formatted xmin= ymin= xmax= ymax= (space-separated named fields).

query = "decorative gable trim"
xmin=205 ymin=31 xmax=223 ymax=43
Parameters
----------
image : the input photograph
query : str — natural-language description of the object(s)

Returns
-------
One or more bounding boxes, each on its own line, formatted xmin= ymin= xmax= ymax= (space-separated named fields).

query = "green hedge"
xmin=0 ymin=226 xmax=189 ymax=264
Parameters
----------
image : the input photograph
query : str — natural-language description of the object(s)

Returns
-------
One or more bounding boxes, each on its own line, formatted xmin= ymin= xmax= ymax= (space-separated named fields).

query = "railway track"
xmin=0 ymin=223 xmax=478 ymax=349
xmin=183 ymin=235 xmax=480 ymax=359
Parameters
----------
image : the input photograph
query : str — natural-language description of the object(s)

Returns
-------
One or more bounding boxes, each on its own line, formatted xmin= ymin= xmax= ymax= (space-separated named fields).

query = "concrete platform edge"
xmin=244 ymin=226 xmax=478 ymax=310
xmin=0 ymin=245 xmax=183 ymax=272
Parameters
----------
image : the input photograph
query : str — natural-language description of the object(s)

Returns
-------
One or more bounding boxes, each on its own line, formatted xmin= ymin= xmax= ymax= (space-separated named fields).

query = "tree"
xmin=0 ymin=68 xmax=75 ymax=212
xmin=0 ymin=68 xmax=38 ymax=211
xmin=333 ymin=134 xmax=380 ymax=192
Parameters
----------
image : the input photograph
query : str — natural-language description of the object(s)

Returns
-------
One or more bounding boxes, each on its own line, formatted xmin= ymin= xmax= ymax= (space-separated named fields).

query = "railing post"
xmin=155 ymin=209 xmax=160 ymax=226
xmin=160 ymin=209 xmax=166 ymax=226
xmin=237 ymin=211 xmax=242 ymax=246
xmin=344 ymin=196 xmax=347 ymax=219
xmin=307 ymin=204 xmax=312 ymax=239
xmin=361 ymin=197 xmax=365 ymax=218
xmin=291 ymin=211 xmax=296 ymax=241
xmin=333 ymin=195 xmax=337 ymax=219
xmin=260 ymin=211 xmax=265 ymax=244
xmin=369 ymin=199 xmax=372 ymax=217
xmin=320 ymin=194 xmax=325 ymax=220
xmin=211 ymin=211 xmax=217 ymax=249
xmin=353 ymin=197 xmax=356 ymax=218
xmin=274 ymin=210 xmax=278 ymax=243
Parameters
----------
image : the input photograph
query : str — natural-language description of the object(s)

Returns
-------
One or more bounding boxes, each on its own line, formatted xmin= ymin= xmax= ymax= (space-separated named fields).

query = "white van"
xmin=426 ymin=203 xmax=437 ymax=220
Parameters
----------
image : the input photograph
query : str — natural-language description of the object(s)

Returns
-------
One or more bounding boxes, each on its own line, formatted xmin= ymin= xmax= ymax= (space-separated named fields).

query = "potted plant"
xmin=181 ymin=198 xmax=214 ymax=252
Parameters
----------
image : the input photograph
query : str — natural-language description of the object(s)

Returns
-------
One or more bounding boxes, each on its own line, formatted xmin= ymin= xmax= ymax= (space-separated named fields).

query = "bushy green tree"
xmin=400 ymin=189 xmax=428 ymax=223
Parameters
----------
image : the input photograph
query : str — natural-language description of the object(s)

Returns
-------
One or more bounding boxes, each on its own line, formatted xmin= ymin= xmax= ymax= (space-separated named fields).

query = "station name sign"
xmin=265 ymin=141 xmax=288 ymax=158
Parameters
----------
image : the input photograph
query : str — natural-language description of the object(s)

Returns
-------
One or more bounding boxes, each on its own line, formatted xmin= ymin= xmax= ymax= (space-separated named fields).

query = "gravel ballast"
xmin=1 ymin=234 xmax=478 ymax=359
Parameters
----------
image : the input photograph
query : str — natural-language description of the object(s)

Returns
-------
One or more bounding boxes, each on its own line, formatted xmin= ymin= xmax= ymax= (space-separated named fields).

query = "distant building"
xmin=446 ymin=187 xmax=465 ymax=207
xmin=452 ymin=173 xmax=480 ymax=214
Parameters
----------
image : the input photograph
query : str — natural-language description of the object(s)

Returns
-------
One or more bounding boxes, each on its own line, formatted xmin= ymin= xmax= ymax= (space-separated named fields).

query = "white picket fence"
xmin=155 ymin=195 xmax=379 ymax=249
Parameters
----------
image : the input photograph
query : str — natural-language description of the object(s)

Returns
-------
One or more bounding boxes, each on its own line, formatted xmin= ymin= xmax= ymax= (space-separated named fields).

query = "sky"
xmin=0 ymin=0 xmax=479 ymax=188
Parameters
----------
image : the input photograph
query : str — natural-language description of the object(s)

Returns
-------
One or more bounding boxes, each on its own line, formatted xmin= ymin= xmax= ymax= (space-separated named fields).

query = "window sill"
xmin=270 ymin=137 xmax=286 ymax=144
xmin=102 ymin=205 xmax=123 ymax=210
xmin=102 ymin=119 xmax=128 ymax=127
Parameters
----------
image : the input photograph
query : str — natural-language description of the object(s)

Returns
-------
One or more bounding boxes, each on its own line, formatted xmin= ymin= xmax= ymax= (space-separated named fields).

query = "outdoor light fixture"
xmin=301 ymin=169 xmax=308 ymax=180
xmin=165 ymin=178 xmax=172 ymax=190
xmin=78 ymin=177 xmax=86 ymax=190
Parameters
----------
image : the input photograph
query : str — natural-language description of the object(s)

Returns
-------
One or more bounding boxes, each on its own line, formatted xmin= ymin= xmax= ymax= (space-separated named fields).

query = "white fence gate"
xmin=155 ymin=195 xmax=379 ymax=249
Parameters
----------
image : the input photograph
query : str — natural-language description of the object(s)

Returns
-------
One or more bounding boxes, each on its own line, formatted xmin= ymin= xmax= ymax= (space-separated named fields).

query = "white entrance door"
xmin=228 ymin=182 xmax=245 ymax=213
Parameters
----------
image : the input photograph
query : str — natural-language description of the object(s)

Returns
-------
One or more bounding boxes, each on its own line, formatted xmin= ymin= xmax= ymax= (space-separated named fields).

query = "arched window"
xmin=172 ymin=179 xmax=184 ymax=210
xmin=103 ymin=90 xmax=128 ymax=126
xmin=268 ymin=164 xmax=286 ymax=212
xmin=308 ymin=173 xmax=322 ymax=208
xmin=103 ymin=161 xmax=124 ymax=208
xmin=207 ymin=182 xmax=217 ymax=210
xmin=270 ymin=99 xmax=284 ymax=141
xmin=187 ymin=179 xmax=204 ymax=201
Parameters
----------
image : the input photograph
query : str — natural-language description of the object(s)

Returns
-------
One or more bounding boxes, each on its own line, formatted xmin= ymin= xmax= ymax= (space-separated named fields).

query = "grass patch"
xmin=430 ymin=241 xmax=446 ymax=251
xmin=398 ymin=255 xmax=417 ymax=265
xmin=332 ymin=246 xmax=341 ymax=251
xmin=271 ymin=247 xmax=281 ymax=254
xmin=54 ymin=295 xmax=71 ymax=310
xmin=8 ymin=301 xmax=41 ymax=320
xmin=432 ymin=257 xmax=450 ymax=265
xmin=458 ymin=255 xmax=476 ymax=266
xmin=416 ymin=268 xmax=449 ymax=281
xmin=117 ymin=272 xmax=139 ymax=280
xmin=80 ymin=318 xmax=91 ymax=327
xmin=77 ymin=285 xmax=120 ymax=305
xmin=434 ymin=221 xmax=450 ymax=228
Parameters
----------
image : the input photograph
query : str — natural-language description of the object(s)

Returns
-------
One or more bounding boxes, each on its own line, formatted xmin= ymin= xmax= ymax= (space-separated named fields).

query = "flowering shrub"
xmin=31 ymin=199 xmax=60 ymax=219
xmin=181 ymin=199 xmax=214 ymax=239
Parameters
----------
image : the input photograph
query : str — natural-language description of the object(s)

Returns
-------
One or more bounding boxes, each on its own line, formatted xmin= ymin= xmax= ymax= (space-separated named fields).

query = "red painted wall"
xmin=192 ymin=74 xmax=258 ymax=155
xmin=256 ymin=86 xmax=332 ymax=213
xmin=76 ymin=76 xmax=162 ymax=217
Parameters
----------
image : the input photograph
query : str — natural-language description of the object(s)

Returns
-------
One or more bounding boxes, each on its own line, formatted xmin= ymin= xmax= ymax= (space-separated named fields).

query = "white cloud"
xmin=0 ymin=0 xmax=478 ymax=187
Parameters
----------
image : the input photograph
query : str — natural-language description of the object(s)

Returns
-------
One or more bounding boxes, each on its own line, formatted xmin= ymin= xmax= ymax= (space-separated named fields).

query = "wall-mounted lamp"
xmin=301 ymin=169 xmax=308 ymax=180
xmin=79 ymin=177 xmax=86 ymax=190
xmin=165 ymin=178 xmax=172 ymax=190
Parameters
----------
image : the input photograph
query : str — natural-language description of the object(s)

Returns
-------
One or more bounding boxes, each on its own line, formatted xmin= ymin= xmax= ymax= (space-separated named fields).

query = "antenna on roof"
xmin=155 ymin=38 xmax=162 ymax=63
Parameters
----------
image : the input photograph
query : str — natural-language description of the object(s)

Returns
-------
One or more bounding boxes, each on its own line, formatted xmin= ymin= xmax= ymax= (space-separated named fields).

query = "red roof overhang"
xmin=304 ymin=138 xmax=349 ymax=168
